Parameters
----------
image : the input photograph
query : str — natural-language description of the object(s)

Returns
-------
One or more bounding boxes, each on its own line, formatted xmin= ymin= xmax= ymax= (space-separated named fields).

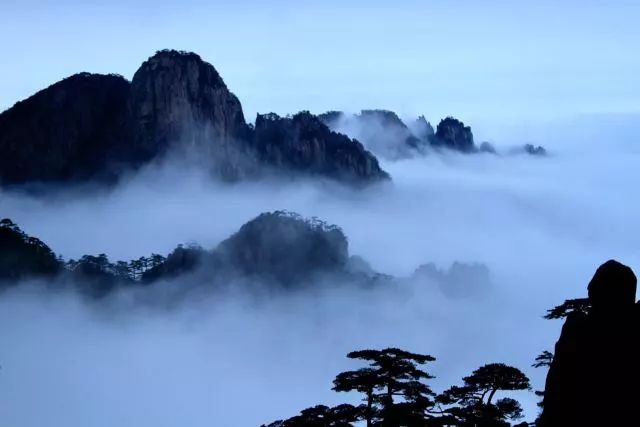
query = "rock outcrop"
xmin=539 ymin=260 xmax=640 ymax=426
xmin=254 ymin=112 xmax=389 ymax=182
xmin=0 ymin=50 xmax=387 ymax=186
xmin=433 ymin=117 xmax=476 ymax=153
xmin=128 ymin=50 xmax=253 ymax=178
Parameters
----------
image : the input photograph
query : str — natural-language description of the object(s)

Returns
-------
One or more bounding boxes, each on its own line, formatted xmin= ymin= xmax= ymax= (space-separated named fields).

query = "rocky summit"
xmin=432 ymin=116 xmax=476 ymax=153
xmin=539 ymin=260 xmax=640 ymax=426
xmin=0 ymin=50 xmax=388 ymax=186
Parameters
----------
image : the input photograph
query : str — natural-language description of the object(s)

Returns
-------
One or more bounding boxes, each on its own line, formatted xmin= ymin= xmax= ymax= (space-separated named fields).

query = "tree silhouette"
xmin=0 ymin=218 xmax=60 ymax=282
xmin=261 ymin=404 xmax=359 ymax=427
xmin=436 ymin=363 xmax=531 ymax=427
xmin=333 ymin=368 xmax=379 ymax=426
xmin=543 ymin=298 xmax=590 ymax=319
xmin=333 ymin=348 xmax=436 ymax=427
xmin=532 ymin=351 xmax=553 ymax=369
xmin=531 ymin=350 xmax=554 ymax=423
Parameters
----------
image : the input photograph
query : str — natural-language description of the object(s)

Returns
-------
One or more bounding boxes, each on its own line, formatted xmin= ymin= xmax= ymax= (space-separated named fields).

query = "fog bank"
xmin=1 ymin=119 xmax=640 ymax=425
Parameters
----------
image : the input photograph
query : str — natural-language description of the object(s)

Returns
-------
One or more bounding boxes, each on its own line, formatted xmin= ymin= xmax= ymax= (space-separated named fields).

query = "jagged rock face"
xmin=434 ymin=117 xmax=475 ymax=152
xmin=254 ymin=112 xmax=389 ymax=182
xmin=129 ymin=50 xmax=251 ymax=165
xmin=539 ymin=260 xmax=640 ymax=426
xmin=0 ymin=73 xmax=130 ymax=184
xmin=0 ymin=219 xmax=60 ymax=283
xmin=215 ymin=211 xmax=349 ymax=286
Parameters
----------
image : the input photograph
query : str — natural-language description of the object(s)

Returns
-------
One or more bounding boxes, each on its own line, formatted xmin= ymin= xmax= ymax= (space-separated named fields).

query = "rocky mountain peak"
xmin=434 ymin=117 xmax=475 ymax=152
xmin=129 ymin=49 xmax=249 ymax=161
xmin=587 ymin=259 xmax=637 ymax=311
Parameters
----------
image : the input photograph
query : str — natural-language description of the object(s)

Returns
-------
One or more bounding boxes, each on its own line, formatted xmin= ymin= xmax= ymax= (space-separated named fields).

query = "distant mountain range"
xmin=0 ymin=49 xmax=545 ymax=188
xmin=0 ymin=212 xmax=486 ymax=299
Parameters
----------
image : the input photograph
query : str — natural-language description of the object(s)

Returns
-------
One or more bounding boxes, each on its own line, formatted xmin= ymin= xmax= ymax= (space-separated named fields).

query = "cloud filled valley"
xmin=2 ymin=116 xmax=640 ymax=427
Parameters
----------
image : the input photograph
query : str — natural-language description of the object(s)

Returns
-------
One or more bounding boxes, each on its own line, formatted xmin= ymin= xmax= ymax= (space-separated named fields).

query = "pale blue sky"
xmin=1 ymin=0 xmax=639 ymax=129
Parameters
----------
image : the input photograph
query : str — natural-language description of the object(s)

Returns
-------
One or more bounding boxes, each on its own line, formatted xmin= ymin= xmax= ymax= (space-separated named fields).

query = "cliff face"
xmin=539 ymin=260 xmax=640 ymax=426
xmin=0 ymin=50 xmax=388 ymax=186
xmin=0 ymin=73 xmax=130 ymax=184
xmin=128 ymin=50 xmax=251 ymax=166
xmin=254 ymin=112 xmax=389 ymax=183
xmin=433 ymin=117 xmax=475 ymax=152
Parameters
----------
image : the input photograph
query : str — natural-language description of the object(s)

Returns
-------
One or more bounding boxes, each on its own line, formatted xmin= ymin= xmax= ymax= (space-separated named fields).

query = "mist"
xmin=1 ymin=116 xmax=640 ymax=425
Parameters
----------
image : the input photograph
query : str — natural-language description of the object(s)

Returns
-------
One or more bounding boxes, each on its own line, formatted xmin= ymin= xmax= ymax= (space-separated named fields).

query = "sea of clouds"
xmin=1 ymin=114 xmax=639 ymax=426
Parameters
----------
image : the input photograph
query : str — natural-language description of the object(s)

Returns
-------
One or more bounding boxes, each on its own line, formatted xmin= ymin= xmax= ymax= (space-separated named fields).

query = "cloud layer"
xmin=1 ymin=118 xmax=639 ymax=425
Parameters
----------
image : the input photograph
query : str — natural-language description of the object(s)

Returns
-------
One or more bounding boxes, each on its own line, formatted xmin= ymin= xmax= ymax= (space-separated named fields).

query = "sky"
xmin=1 ymin=0 xmax=639 ymax=129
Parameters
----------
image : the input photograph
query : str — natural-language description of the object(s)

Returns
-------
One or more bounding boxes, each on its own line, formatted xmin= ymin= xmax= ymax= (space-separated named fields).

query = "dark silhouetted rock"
xmin=0 ymin=219 xmax=60 ymax=284
xmin=254 ymin=112 xmax=389 ymax=183
xmin=433 ymin=117 xmax=476 ymax=153
xmin=0 ymin=73 xmax=130 ymax=184
xmin=588 ymin=259 xmax=637 ymax=311
xmin=539 ymin=260 xmax=640 ymax=427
